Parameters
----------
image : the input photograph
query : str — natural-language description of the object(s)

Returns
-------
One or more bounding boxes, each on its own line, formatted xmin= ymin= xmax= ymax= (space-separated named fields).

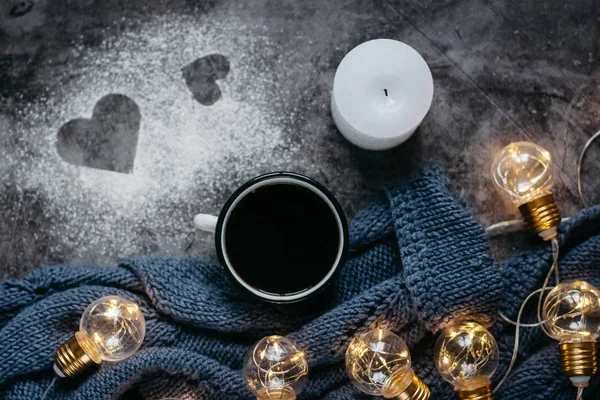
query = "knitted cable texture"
xmin=0 ymin=165 xmax=598 ymax=399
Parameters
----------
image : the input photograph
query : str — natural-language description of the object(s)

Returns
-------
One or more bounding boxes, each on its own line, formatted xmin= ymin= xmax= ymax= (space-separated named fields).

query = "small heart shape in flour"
xmin=1 ymin=0 xmax=45 ymax=36
xmin=9 ymin=0 xmax=34 ymax=18
xmin=182 ymin=54 xmax=230 ymax=106
xmin=56 ymin=94 xmax=141 ymax=174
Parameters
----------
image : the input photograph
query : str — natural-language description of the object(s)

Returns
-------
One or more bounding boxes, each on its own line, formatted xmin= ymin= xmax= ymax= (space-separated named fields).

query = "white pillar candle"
xmin=331 ymin=39 xmax=434 ymax=150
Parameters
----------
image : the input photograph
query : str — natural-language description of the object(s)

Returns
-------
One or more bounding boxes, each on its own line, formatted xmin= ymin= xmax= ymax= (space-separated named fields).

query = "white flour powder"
xmin=6 ymin=11 xmax=301 ymax=263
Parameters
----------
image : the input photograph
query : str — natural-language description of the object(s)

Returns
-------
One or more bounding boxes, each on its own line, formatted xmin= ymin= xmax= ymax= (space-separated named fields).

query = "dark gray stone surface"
xmin=1 ymin=0 xmax=599 ymax=280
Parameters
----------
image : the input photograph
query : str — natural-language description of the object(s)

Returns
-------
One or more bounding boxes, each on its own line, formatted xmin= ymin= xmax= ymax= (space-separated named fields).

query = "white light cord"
xmin=485 ymin=219 xmax=524 ymax=233
xmin=494 ymin=237 xmax=560 ymax=393
xmin=488 ymin=129 xmax=597 ymax=396
xmin=552 ymin=236 xmax=560 ymax=285
xmin=537 ymin=237 xmax=560 ymax=337
xmin=485 ymin=217 xmax=570 ymax=235
xmin=498 ymin=311 xmax=544 ymax=327
xmin=40 ymin=377 xmax=57 ymax=400
xmin=577 ymin=128 xmax=600 ymax=208
xmin=493 ymin=287 xmax=552 ymax=393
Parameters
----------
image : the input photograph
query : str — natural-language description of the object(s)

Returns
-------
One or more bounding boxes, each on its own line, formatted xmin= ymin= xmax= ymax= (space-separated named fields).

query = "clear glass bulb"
xmin=434 ymin=322 xmax=499 ymax=391
xmin=543 ymin=281 xmax=600 ymax=343
xmin=79 ymin=295 xmax=146 ymax=362
xmin=345 ymin=329 xmax=412 ymax=396
xmin=243 ymin=335 xmax=308 ymax=400
xmin=491 ymin=141 xmax=554 ymax=206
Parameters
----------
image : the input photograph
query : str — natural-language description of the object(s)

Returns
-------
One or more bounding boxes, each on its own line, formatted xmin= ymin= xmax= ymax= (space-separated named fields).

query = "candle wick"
xmin=383 ymin=89 xmax=388 ymax=97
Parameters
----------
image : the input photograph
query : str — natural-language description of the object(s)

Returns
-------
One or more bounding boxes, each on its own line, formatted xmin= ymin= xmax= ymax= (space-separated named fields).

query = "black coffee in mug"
xmin=194 ymin=172 xmax=348 ymax=302
xmin=225 ymin=183 xmax=341 ymax=295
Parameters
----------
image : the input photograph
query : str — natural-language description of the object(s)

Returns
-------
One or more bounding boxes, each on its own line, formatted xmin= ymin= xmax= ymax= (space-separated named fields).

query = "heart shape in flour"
xmin=56 ymin=94 xmax=141 ymax=174
xmin=9 ymin=0 xmax=33 ymax=18
xmin=182 ymin=54 xmax=230 ymax=106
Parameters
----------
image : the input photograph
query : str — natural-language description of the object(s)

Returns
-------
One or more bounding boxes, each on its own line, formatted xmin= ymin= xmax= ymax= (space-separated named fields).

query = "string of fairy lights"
xmin=39 ymin=136 xmax=600 ymax=400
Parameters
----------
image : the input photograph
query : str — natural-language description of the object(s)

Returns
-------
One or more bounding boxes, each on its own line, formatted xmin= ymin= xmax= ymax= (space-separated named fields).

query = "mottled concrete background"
xmin=1 ymin=0 xmax=599 ymax=280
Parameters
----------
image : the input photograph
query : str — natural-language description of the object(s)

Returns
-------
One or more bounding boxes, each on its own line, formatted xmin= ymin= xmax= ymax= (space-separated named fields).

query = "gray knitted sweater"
xmin=1 ymin=166 xmax=599 ymax=399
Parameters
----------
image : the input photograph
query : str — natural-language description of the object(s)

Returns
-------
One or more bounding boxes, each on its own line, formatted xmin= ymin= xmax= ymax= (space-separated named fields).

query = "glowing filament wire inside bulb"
xmin=491 ymin=141 xmax=562 ymax=240
xmin=491 ymin=141 xmax=554 ymax=205
xmin=243 ymin=336 xmax=308 ymax=399
xmin=434 ymin=322 xmax=498 ymax=395
xmin=345 ymin=329 xmax=421 ymax=397
xmin=53 ymin=295 xmax=146 ymax=378
xmin=489 ymin=129 xmax=599 ymax=235
xmin=539 ymin=280 xmax=600 ymax=393
xmin=83 ymin=298 xmax=145 ymax=361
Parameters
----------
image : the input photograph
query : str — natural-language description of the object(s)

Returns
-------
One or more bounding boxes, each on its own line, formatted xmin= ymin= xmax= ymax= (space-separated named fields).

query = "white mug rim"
xmin=219 ymin=176 xmax=346 ymax=302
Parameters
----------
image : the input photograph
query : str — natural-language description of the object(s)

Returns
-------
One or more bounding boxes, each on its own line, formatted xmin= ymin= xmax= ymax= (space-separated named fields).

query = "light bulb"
xmin=345 ymin=329 xmax=430 ymax=400
xmin=543 ymin=280 xmax=600 ymax=388
xmin=54 ymin=295 xmax=146 ymax=378
xmin=491 ymin=141 xmax=561 ymax=239
xmin=243 ymin=335 xmax=308 ymax=400
xmin=434 ymin=322 xmax=498 ymax=400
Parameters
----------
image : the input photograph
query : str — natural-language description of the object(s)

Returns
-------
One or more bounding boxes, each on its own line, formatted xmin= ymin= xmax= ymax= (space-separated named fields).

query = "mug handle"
xmin=193 ymin=214 xmax=219 ymax=233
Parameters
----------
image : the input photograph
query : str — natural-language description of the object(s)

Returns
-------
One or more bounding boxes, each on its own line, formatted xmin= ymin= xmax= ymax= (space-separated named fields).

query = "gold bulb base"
xmin=383 ymin=371 xmax=430 ymax=400
xmin=54 ymin=332 xmax=101 ymax=378
xmin=255 ymin=387 xmax=296 ymax=400
xmin=518 ymin=193 xmax=561 ymax=240
xmin=559 ymin=341 xmax=598 ymax=378
xmin=455 ymin=381 xmax=493 ymax=400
